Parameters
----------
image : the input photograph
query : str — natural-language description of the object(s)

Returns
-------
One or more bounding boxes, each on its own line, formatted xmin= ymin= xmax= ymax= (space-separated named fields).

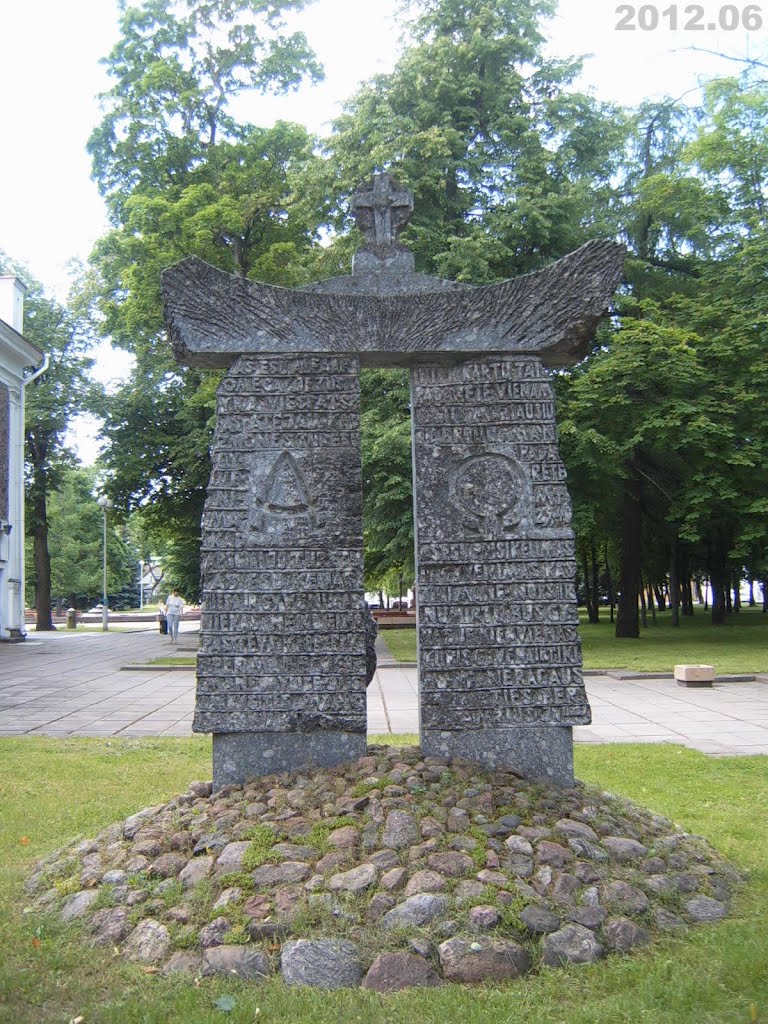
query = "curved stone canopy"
xmin=162 ymin=239 xmax=625 ymax=370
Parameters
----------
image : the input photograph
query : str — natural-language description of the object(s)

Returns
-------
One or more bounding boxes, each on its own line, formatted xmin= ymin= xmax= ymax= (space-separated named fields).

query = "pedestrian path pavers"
xmin=0 ymin=629 xmax=766 ymax=755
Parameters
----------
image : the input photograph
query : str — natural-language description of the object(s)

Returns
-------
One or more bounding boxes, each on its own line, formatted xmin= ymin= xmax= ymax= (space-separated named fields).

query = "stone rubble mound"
xmin=25 ymin=746 xmax=741 ymax=993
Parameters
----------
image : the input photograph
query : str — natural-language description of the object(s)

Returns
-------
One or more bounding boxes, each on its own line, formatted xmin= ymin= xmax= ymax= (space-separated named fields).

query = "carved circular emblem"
xmin=449 ymin=454 xmax=526 ymax=535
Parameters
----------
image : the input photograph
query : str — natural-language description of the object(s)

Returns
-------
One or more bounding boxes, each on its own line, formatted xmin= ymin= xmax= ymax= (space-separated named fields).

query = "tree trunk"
xmin=33 ymin=528 xmax=55 ymax=631
xmin=762 ymin=578 xmax=768 ymax=613
xmin=648 ymin=586 xmax=657 ymax=624
xmin=639 ymin=577 xmax=648 ymax=629
xmin=710 ymin=539 xmax=729 ymax=626
xmin=669 ymin=539 xmax=680 ymax=627
xmin=616 ymin=475 xmax=641 ymax=638
xmin=732 ymin=577 xmax=741 ymax=613
xmin=748 ymin=577 xmax=755 ymax=607
xmin=605 ymin=544 xmax=615 ymax=624
xmin=581 ymin=549 xmax=598 ymax=624
xmin=590 ymin=542 xmax=600 ymax=625
xmin=653 ymin=585 xmax=666 ymax=612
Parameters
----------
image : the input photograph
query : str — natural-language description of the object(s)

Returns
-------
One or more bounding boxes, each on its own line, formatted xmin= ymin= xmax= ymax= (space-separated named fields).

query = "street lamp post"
xmin=97 ymin=496 xmax=113 ymax=631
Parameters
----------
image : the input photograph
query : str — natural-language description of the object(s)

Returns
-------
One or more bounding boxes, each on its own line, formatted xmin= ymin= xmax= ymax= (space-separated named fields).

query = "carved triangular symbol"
xmin=264 ymin=451 xmax=310 ymax=514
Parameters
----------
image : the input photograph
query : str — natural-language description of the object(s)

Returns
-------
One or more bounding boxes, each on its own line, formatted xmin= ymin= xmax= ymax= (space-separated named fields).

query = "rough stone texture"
xmin=413 ymin=356 xmax=590 ymax=785
xmin=194 ymin=353 xmax=368 ymax=788
xmin=163 ymin=242 xmax=625 ymax=370
xmin=179 ymin=855 xmax=214 ymax=888
xmin=685 ymin=896 xmax=728 ymax=923
xmin=541 ymin=924 xmax=603 ymax=966
xmin=520 ymin=905 xmax=561 ymax=935
xmin=60 ymin=890 xmax=99 ymax=922
xmin=214 ymin=842 xmax=251 ymax=873
xmin=202 ymin=945 xmax=270 ymax=980
xmin=123 ymin=919 xmax=171 ymax=964
xmin=404 ymin=870 xmax=447 ymax=897
xmin=438 ymin=937 xmax=531 ymax=983
xmin=26 ymin=745 xmax=741 ymax=993
xmin=281 ymin=939 xmax=363 ymax=989
xmin=382 ymin=893 xmax=449 ymax=930
xmin=328 ymin=863 xmax=377 ymax=895
xmin=89 ymin=907 xmax=132 ymax=946
xmin=382 ymin=811 xmax=419 ymax=849
xmin=604 ymin=917 xmax=651 ymax=952
xmin=362 ymin=951 xmax=442 ymax=992
xmin=163 ymin=951 xmax=202 ymax=975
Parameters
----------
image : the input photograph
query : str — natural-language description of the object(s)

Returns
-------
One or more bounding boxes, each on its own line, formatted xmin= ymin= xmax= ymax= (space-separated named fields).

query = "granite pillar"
xmin=195 ymin=354 xmax=368 ymax=787
xmin=412 ymin=356 xmax=591 ymax=785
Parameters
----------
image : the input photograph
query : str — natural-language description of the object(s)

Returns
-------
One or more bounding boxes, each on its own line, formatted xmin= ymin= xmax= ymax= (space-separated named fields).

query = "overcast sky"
xmin=1 ymin=0 xmax=762 ymax=460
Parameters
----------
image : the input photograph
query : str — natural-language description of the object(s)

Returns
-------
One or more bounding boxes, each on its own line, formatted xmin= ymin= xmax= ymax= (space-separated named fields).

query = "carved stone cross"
xmin=350 ymin=173 xmax=414 ymax=248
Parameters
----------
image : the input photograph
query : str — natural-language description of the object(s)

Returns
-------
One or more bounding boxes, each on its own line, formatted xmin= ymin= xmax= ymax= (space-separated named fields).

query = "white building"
xmin=0 ymin=277 xmax=47 ymax=639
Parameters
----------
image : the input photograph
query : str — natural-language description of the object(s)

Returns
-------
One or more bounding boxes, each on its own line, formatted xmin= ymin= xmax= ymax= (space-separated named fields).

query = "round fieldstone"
xmin=133 ymin=839 xmax=162 ymax=858
xmin=215 ymin=841 xmax=251 ymax=873
xmin=554 ymin=819 xmax=600 ymax=842
xmin=600 ymin=880 xmax=649 ymax=914
xmin=603 ymin=837 xmax=648 ymax=861
xmin=212 ymin=887 xmax=242 ymax=910
xmin=427 ymin=851 xmax=475 ymax=876
xmin=326 ymin=826 xmax=360 ymax=849
xmin=328 ymin=863 xmax=377 ymax=895
xmin=643 ymin=873 xmax=677 ymax=896
xmin=89 ymin=907 xmax=132 ymax=946
xmin=243 ymin=894 xmax=272 ymax=921
xmin=520 ymin=904 xmax=561 ymax=934
xmin=604 ymin=917 xmax=651 ymax=952
xmin=404 ymin=870 xmax=447 ymax=897
xmin=382 ymin=811 xmax=419 ymax=849
xmin=536 ymin=841 xmax=574 ymax=868
xmin=476 ymin=869 xmax=507 ymax=886
xmin=60 ymin=890 xmax=99 ymax=922
xmin=101 ymin=869 xmax=128 ymax=886
xmin=541 ymin=924 xmax=604 ymax=966
xmin=281 ymin=939 xmax=362 ymax=990
xmin=367 ymin=893 xmax=396 ymax=922
xmin=505 ymin=835 xmax=534 ymax=857
xmin=568 ymin=838 xmax=610 ymax=862
xmin=438 ymin=937 xmax=531 ymax=983
xmin=202 ymin=945 xmax=270 ymax=980
xmin=468 ymin=905 xmax=501 ymax=929
xmin=380 ymin=866 xmax=407 ymax=891
xmin=198 ymin=917 xmax=231 ymax=948
xmin=454 ymin=880 xmax=487 ymax=905
xmin=366 ymin=849 xmax=401 ymax=872
xmin=568 ymin=906 xmax=607 ymax=929
xmin=179 ymin=855 xmax=214 ymax=889
xmin=123 ymin=919 xmax=171 ymax=964
xmin=251 ymin=862 xmax=311 ymax=886
xmin=149 ymin=853 xmax=188 ymax=878
xmin=272 ymin=843 xmax=319 ymax=861
xmin=124 ymin=855 xmax=151 ymax=873
xmin=653 ymin=908 xmax=687 ymax=931
xmin=685 ymin=896 xmax=728 ymax=923
xmin=163 ymin=951 xmax=201 ymax=975
xmin=362 ymin=952 xmax=442 ymax=992
xmin=382 ymin=893 xmax=448 ymax=930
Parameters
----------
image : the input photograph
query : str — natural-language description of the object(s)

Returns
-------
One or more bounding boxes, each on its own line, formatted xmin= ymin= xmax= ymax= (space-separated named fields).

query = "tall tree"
xmin=0 ymin=256 xmax=103 ymax=630
xmin=87 ymin=0 xmax=327 ymax=592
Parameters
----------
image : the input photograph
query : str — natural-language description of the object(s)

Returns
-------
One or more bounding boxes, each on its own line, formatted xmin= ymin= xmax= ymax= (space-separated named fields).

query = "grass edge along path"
xmin=384 ymin=607 xmax=768 ymax=674
xmin=0 ymin=736 xmax=765 ymax=1023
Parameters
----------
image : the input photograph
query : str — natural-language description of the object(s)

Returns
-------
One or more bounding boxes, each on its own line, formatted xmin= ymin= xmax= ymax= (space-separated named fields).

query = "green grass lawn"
xmin=147 ymin=656 xmax=198 ymax=667
xmin=382 ymin=607 xmax=768 ymax=674
xmin=0 ymin=736 xmax=766 ymax=1023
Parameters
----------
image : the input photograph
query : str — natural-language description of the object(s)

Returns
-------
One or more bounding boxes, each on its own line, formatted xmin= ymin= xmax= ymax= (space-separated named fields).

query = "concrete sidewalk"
xmin=1 ymin=629 xmax=767 ymax=755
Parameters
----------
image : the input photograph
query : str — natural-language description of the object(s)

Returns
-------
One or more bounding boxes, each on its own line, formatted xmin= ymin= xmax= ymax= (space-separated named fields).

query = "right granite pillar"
xmin=412 ymin=356 xmax=591 ymax=785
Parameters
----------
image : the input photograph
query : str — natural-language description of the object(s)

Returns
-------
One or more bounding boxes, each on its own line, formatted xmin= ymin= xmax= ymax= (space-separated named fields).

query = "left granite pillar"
xmin=194 ymin=354 xmax=368 ymax=788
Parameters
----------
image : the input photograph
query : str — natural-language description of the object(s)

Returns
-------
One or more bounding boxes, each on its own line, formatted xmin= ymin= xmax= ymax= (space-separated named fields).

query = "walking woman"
xmin=164 ymin=588 xmax=183 ymax=643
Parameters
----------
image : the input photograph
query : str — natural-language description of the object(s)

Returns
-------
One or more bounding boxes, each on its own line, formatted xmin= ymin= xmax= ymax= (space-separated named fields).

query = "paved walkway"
xmin=1 ymin=629 xmax=767 ymax=756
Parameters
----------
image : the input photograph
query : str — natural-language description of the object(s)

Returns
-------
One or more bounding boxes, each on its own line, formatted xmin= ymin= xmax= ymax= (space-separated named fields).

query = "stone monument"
xmin=163 ymin=173 xmax=624 ymax=788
